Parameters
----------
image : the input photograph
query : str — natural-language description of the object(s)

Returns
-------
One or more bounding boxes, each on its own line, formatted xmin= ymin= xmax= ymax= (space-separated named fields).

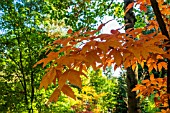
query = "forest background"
xmin=0 ymin=0 xmax=170 ymax=113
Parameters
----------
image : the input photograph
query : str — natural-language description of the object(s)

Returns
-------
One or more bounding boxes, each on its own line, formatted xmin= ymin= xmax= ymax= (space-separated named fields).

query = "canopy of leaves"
xmin=0 ymin=0 xmax=125 ymax=112
xmin=34 ymin=0 xmax=170 ymax=112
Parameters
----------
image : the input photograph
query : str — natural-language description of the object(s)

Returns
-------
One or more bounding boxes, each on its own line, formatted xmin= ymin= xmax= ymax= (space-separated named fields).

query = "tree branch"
xmin=150 ymin=0 xmax=169 ymax=39
xmin=104 ymin=0 xmax=114 ymax=12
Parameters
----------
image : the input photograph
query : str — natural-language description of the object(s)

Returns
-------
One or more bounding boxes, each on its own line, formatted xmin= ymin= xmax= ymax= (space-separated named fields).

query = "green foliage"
xmin=45 ymin=0 xmax=124 ymax=31
xmin=0 ymin=0 xmax=55 ymax=112
xmin=141 ymin=94 xmax=161 ymax=113
xmin=68 ymin=69 xmax=118 ymax=112
xmin=0 ymin=0 xmax=124 ymax=112
xmin=0 ymin=0 xmax=167 ymax=112
xmin=88 ymin=70 xmax=117 ymax=112
xmin=114 ymin=75 xmax=128 ymax=113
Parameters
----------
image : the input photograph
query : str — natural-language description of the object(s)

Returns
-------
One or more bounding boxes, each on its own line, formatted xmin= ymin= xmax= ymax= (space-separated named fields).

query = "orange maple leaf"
xmin=67 ymin=69 xmax=86 ymax=88
xmin=48 ymin=88 xmax=61 ymax=102
xmin=61 ymin=84 xmax=76 ymax=100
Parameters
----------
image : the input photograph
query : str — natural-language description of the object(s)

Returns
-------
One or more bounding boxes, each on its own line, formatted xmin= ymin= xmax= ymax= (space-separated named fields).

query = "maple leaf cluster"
xmin=34 ymin=20 xmax=169 ymax=104
xmin=33 ymin=0 xmax=170 ymax=111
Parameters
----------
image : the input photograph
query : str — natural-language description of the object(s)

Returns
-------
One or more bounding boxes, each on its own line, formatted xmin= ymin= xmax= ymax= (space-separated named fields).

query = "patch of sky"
xmin=100 ymin=16 xmax=124 ymax=77
xmin=73 ymin=0 xmax=125 ymax=77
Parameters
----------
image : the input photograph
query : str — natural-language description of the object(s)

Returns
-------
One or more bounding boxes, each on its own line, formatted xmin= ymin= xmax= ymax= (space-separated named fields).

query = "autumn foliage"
xmin=34 ymin=0 xmax=170 ymax=112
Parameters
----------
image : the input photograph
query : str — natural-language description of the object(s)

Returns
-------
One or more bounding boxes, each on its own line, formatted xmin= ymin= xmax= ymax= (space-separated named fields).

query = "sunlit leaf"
xmin=67 ymin=69 xmax=84 ymax=88
xmin=58 ymin=71 xmax=69 ymax=89
xmin=142 ymin=79 xmax=150 ymax=84
xmin=48 ymin=88 xmax=61 ymax=102
xmin=140 ymin=4 xmax=147 ymax=12
xmin=158 ymin=62 xmax=167 ymax=72
xmin=61 ymin=84 xmax=76 ymax=100
xmin=132 ymin=63 xmax=136 ymax=71
xmin=150 ymin=74 xmax=154 ymax=81
xmin=39 ymin=68 xmax=57 ymax=90
xmin=113 ymin=50 xmax=122 ymax=67
xmin=33 ymin=57 xmax=53 ymax=68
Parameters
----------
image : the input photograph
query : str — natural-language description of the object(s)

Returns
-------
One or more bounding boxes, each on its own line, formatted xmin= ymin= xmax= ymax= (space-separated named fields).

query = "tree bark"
xmin=126 ymin=67 xmax=139 ymax=113
xmin=124 ymin=0 xmax=140 ymax=113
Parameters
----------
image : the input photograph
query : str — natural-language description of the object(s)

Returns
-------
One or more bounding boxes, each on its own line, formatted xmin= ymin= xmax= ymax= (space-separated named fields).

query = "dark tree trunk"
xmin=126 ymin=67 xmax=139 ymax=113
xmin=124 ymin=0 xmax=140 ymax=113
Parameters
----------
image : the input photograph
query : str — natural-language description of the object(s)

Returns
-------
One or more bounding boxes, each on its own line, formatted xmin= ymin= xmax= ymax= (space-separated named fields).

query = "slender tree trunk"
xmin=8 ymin=4 xmax=29 ymax=111
xmin=150 ymin=0 xmax=170 ymax=108
xmin=28 ymin=3 xmax=35 ymax=112
xmin=124 ymin=0 xmax=140 ymax=113
xmin=126 ymin=68 xmax=139 ymax=113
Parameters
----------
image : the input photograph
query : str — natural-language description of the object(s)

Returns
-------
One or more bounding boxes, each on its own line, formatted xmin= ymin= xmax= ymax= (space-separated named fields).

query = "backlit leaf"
xmin=39 ymin=75 xmax=49 ymax=90
xmin=140 ymin=61 xmax=145 ymax=68
xmin=142 ymin=79 xmax=150 ymax=84
xmin=33 ymin=57 xmax=53 ymax=68
xmin=132 ymin=84 xmax=143 ymax=92
xmin=48 ymin=88 xmax=61 ymax=102
xmin=113 ymin=50 xmax=122 ymax=66
xmin=149 ymin=46 xmax=165 ymax=54
xmin=58 ymin=71 xmax=69 ymax=89
xmin=141 ymin=48 xmax=149 ymax=60
xmin=67 ymin=69 xmax=83 ymax=88
xmin=128 ymin=46 xmax=141 ymax=59
xmin=148 ymin=64 xmax=153 ymax=72
xmin=140 ymin=4 xmax=147 ymax=12
xmin=150 ymin=74 xmax=154 ymax=81
xmin=132 ymin=63 xmax=136 ymax=71
xmin=39 ymin=68 xmax=56 ymax=90
xmin=158 ymin=62 xmax=167 ymax=72
xmin=61 ymin=84 xmax=76 ymax=100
